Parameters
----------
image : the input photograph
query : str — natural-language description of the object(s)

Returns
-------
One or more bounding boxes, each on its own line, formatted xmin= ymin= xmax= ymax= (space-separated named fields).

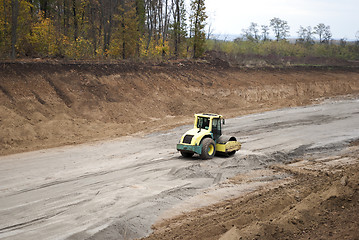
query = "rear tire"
xmin=180 ymin=151 xmax=194 ymax=158
xmin=200 ymin=138 xmax=216 ymax=160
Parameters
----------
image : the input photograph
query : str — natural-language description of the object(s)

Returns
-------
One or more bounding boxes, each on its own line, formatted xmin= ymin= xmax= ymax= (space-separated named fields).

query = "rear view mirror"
xmin=222 ymin=119 xmax=225 ymax=125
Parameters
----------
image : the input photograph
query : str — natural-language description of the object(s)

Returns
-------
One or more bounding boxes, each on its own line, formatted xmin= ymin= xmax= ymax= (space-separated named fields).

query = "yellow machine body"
xmin=177 ymin=113 xmax=241 ymax=158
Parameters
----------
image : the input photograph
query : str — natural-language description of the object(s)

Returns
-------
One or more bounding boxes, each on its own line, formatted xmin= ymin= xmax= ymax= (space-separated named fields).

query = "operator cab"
xmin=195 ymin=113 xmax=222 ymax=141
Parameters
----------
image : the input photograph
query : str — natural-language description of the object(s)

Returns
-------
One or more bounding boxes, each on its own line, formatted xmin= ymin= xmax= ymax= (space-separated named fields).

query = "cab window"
xmin=212 ymin=118 xmax=221 ymax=131
xmin=197 ymin=117 xmax=210 ymax=130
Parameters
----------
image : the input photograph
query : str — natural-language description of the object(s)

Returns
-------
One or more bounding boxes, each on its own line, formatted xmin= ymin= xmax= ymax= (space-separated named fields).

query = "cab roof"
xmin=195 ymin=113 xmax=223 ymax=118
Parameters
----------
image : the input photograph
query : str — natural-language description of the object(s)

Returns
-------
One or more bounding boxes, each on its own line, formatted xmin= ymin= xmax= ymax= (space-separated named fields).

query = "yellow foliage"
xmin=155 ymin=40 xmax=169 ymax=55
xmin=139 ymin=36 xmax=169 ymax=59
xmin=64 ymin=37 xmax=94 ymax=59
xmin=27 ymin=15 xmax=58 ymax=55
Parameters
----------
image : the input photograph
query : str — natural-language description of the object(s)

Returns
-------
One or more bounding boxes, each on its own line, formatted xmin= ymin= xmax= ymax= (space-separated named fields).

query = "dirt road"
xmin=0 ymin=97 xmax=358 ymax=240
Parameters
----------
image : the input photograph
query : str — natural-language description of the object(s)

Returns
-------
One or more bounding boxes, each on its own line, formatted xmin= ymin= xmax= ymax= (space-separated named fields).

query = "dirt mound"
xmin=171 ymin=164 xmax=215 ymax=179
xmin=1 ymin=61 xmax=359 ymax=156
xmin=142 ymin=146 xmax=359 ymax=240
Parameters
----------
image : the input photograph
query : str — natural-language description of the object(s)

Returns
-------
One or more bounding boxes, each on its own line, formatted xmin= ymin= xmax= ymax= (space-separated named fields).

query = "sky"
xmin=203 ymin=0 xmax=359 ymax=40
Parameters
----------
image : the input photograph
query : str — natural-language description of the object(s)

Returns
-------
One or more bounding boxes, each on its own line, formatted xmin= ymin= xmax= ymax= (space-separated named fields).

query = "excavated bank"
xmin=0 ymin=61 xmax=359 ymax=156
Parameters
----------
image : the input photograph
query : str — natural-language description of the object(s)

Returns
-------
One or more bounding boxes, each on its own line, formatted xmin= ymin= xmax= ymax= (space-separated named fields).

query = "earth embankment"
xmin=0 ymin=61 xmax=358 ymax=156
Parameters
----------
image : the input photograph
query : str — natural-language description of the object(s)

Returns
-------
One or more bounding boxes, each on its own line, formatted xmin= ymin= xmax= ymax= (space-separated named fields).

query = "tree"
xmin=172 ymin=0 xmax=187 ymax=57
xmin=101 ymin=0 xmax=117 ymax=53
xmin=160 ymin=0 xmax=170 ymax=56
xmin=323 ymin=26 xmax=332 ymax=44
xmin=241 ymin=28 xmax=250 ymax=41
xmin=314 ymin=23 xmax=329 ymax=43
xmin=143 ymin=0 xmax=163 ymax=52
xmin=120 ymin=0 xmax=139 ymax=58
xmin=297 ymin=26 xmax=306 ymax=42
xmin=261 ymin=25 xmax=269 ymax=41
xmin=297 ymin=26 xmax=314 ymax=44
xmin=305 ymin=26 xmax=314 ymax=43
xmin=86 ymin=0 xmax=101 ymax=56
xmin=270 ymin=17 xmax=290 ymax=41
xmin=313 ymin=23 xmax=331 ymax=44
xmin=189 ymin=0 xmax=207 ymax=58
xmin=10 ymin=0 xmax=18 ymax=58
xmin=242 ymin=22 xmax=259 ymax=42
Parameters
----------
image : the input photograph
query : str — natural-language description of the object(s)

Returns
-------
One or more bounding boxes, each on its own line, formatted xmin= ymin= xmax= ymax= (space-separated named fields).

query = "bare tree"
xmin=270 ymin=17 xmax=290 ymax=41
xmin=297 ymin=26 xmax=314 ymax=44
xmin=173 ymin=0 xmax=181 ymax=55
xmin=261 ymin=25 xmax=269 ymax=41
xmin=297 ymin=26 xmax=306 ymax=42
xmin=322 ymin=25 xmax=332 ymax=44
xmin=249 ymin=22 xmax=259 ymax=42
xmin=241 ymin=22 xmax=259 ymax=42
xmin=161 ymin=0 xmax=170 ymax=56
xmin=314 ymin=23 xmax=326 ymax=43
xmin=206 ymin=13 xmax=214 ymax=40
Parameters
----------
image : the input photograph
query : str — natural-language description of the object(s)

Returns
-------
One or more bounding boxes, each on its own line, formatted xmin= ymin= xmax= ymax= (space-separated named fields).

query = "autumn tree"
xmin=270 ymin=17 xmax=290 ymax=41
xmin=189 ymin=0 xmax=207 ymax=58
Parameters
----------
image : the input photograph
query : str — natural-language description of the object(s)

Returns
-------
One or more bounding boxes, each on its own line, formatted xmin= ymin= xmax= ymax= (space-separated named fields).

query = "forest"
xmin=1 ymin=0 xmax=359 ymax=61
xmin=1 ymin=0 xmax=207 ymax=59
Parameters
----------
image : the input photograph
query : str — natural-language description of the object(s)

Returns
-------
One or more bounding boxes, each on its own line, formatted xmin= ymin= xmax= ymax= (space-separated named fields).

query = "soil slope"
xmin=1 ymin=61 xmax=359 ymax=156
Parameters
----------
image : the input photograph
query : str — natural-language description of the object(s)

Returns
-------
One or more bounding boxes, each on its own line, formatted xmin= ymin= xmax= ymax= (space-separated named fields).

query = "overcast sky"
xmin=203 ymin=0 xmax=359 ymax=40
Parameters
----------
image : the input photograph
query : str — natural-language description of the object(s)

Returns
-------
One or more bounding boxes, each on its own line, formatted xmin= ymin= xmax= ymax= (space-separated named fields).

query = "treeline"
xmin=0 ymin=0 xmax=207 ymax=59
xmin=208 ymin=40 xmax=359 ymax=63
xmin=237 ymin=19 xmax=334 ymax=44
xmin=208 ymin=18 xmax=359 ymax=61
xmin=2 ymin=0 xmax=359 ymax=61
